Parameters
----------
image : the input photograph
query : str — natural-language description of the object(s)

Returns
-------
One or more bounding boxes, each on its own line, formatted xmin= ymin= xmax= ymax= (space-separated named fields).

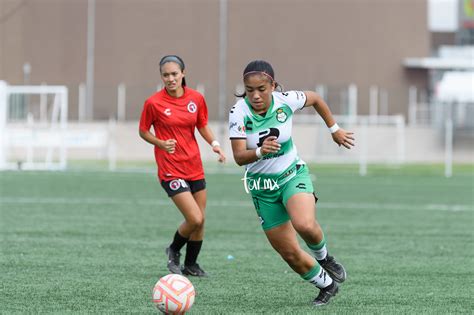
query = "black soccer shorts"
xmin=161 ymin=178 xmax=206 ymax=197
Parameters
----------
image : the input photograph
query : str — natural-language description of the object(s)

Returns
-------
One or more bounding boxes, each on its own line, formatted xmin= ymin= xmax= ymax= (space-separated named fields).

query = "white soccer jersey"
xmin=229 ymin=90 xmax=307 ymax=175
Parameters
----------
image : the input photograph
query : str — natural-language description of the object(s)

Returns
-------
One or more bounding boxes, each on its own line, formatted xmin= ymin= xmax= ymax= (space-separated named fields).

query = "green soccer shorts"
xmin=249 ymin=164 xmax=317 ymax=231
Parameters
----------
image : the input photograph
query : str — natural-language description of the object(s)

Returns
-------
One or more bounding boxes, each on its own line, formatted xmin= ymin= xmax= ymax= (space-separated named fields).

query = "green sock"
xmin=301 ymin=264 xmax=333 ymax=288
xmin=306 ymin=235 xmax=328 ymax=260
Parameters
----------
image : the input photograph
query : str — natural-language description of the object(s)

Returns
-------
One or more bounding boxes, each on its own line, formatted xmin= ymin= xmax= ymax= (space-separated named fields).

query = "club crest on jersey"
xmin=187 ymin=101 xmax=197 ymax=113
xmin=276 ymin=108 xmax=287 ymax=123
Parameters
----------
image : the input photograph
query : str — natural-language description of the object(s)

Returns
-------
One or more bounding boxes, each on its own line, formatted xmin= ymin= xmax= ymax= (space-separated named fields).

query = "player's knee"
xmin=187 ymin=214 xmax=204 ymax=231
xmin=196 ymin=216 xmax=205 ymax=229
xmin=293 ymin=221 xmax=316 ymax=236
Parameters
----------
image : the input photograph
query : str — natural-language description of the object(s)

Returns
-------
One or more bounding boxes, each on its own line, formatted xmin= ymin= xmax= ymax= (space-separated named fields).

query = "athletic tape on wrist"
xmin=329 ymin=123 xmax=340 ymax=133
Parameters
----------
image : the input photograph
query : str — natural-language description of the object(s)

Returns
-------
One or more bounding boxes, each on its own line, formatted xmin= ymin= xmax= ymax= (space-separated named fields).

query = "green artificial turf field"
xmin=1 ymin=164 xmax=473 ymax=314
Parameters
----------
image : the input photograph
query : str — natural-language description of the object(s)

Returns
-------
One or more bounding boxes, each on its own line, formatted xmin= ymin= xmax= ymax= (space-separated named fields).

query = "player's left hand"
xmin=332 ymin=129 xmax=355 ymax=149
xmin=213 ymin=146 xmax=226 ymax=163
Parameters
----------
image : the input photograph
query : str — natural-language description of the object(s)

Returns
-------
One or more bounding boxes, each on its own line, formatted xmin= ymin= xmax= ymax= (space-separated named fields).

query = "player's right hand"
xmin=261 ymin=136 xmax=281 ymax=155
xmin=160 ymin=139 xmax=177 ymax=153
xmin=332 ymin=129 xmax=355 ymax=149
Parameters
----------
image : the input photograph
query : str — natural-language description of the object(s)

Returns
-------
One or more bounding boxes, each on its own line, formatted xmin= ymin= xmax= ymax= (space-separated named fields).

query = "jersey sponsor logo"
xmin=296 ymin=91 xmax=305 ymax=100
xmin=257 ymin=128 xmax=282 ymax=160
xmin=281 ymin=167 xmax=296 ymax=179
xmin=241 ymin=169 xmax=280 ymax=193
xmin=262 ymin=152 xmax=284 ymax=160
xmin=257 ymin=128 xmax=280 ymax=147
xmin=296 ymin=183 xmax=306 ymax=189
xmin=169 ymin=179 xmax=188 ymax=191
xmin=245 ymin=120 xmax=253 ymax=131
xmin=187 ymin=101 xmax=197 ymax=113
xmin=164 ymin=108 xmax=171 ymax=116
xmin=229 ymin=122 xmax=245 ymax=134
xmin=276 ymin=108 xmax=287 ymax=123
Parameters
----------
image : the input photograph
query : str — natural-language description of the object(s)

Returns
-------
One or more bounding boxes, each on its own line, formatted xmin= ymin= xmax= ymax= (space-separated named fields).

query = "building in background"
xmin=1 ymin=0 xmax=472 ymax=172
xmin=404 ymin=0 xmax=473 ymax=132
xmin=1 ymin=0 xmax=432 ymax=121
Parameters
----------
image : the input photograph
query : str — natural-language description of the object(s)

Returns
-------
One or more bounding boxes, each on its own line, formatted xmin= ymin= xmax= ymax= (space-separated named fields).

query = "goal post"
xmin=0 ymin=80 xmax=69 ymax=170
xmin=0 ymin=81 xmax=117 ymax=171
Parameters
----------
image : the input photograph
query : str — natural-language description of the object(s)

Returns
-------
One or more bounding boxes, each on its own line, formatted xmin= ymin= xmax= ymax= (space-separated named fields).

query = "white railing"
xmin=0 ymin=81 xmax=116 ymax=171
xmin=293 ymin=114 xmax=406 ymax=176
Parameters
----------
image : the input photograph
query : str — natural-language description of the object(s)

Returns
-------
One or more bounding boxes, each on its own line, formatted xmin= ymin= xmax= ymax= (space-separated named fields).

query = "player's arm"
xmin=197 ymin=125 xmax=226 ymax=163
xmin=139 ymin=128 xmax=176 ymax=153
xmin=197 ymin=125 xmax=220 ymax=147
xmin=231 ymin=137 xmax=280 ymax=166
xmin=303 ymin=91 xmax=355 ymax=149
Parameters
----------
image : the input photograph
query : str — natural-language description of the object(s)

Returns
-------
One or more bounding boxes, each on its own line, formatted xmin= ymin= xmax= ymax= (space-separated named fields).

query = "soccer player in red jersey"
xmin=139 ymin=55 xmax=225 ymax=277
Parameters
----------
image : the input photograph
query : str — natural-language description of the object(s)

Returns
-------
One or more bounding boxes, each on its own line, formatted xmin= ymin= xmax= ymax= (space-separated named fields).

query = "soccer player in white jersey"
xmin=229 ymin=60 xmax=354 ymax=306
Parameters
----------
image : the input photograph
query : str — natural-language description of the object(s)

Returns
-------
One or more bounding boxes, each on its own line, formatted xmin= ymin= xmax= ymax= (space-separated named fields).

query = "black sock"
xmin=169 ymin=230 xmax=188 ymax=252
xmin=184 ymin=240 xmax=203 ymax=266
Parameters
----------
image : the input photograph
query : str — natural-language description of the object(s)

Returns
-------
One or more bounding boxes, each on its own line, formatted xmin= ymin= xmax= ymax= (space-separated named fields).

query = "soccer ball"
xmin=152 ymin=274 xmax=195 ymax=314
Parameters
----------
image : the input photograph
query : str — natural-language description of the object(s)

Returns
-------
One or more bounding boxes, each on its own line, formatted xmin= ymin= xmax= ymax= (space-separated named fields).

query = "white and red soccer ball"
xmin=152 ymin=274 xmax=195 ymax=314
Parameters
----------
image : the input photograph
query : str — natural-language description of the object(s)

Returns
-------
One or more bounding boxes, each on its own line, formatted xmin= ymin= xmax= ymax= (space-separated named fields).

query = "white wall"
xmin=4 ymin=121 xmax=472 ymax=165
xmin=428 ymin=0 xmax=459 ymax=32
xmin=119 ymin=121 xmax=472 ymax=164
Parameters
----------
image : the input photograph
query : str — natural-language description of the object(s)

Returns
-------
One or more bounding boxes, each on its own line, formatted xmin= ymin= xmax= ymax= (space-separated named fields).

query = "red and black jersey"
xmin=139 ymin=87 xmax=208 ymax=181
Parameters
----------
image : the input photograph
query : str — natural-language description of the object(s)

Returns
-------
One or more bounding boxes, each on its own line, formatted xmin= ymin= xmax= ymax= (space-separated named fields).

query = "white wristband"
xmin=329 ymin=123 xmax=340 ymax=134
xmin=211 ymin=140 xmax=220 ymax=147
xmin=255 ymin=147 xmax=262 ymax=159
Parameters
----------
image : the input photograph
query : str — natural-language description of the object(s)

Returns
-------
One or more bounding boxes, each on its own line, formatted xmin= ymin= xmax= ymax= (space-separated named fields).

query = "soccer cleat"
xmin=165 ymin=247 xmax=182 ymax=275
xmin=313 ymin=281 xmax=339 ymax=306
xmin=181 ymin=263 xmax=208 ymax=277
xmin=318 ymin=255 xmax=347 ymax=283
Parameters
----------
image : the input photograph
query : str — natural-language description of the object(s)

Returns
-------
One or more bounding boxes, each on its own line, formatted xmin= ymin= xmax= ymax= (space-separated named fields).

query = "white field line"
xmin=0 ymin=197 xmax=472 ymax=212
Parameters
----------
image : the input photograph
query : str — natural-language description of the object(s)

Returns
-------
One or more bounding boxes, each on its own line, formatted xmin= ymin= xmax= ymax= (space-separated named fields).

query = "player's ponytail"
xmin=159 ymin=55 xmax=187 ymax=87
xmin=235 ymin=60 xmax=283 ymax=98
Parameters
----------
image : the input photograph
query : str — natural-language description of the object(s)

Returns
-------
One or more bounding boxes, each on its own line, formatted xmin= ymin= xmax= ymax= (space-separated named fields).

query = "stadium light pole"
xmin=86 ymin=0 xmax=95 ymax=120
xmin=218 ymin=0 xmax=228 ymax=143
